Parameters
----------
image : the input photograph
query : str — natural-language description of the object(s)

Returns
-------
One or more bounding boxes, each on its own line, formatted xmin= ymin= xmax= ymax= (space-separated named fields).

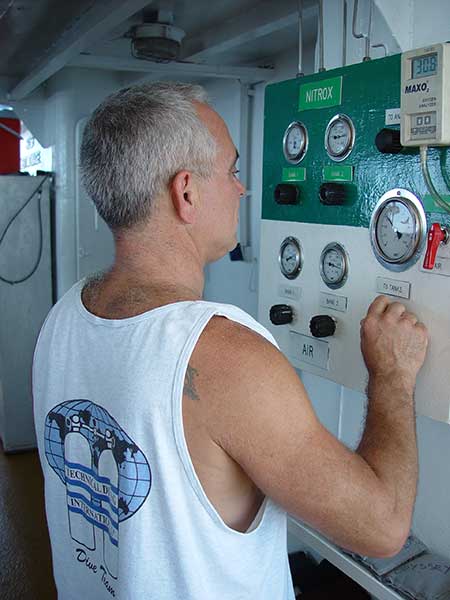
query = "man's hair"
xmin=80 ymin=82 xmax=217 ymax=230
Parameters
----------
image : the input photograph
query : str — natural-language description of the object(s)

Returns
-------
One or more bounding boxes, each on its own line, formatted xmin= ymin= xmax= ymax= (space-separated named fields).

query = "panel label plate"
xmin=289 ymin=331 xmax=330 ymax=370
xmin=376 ymin=276 xmax=411 ymax=299
xmin=278 ymin=284 xmax=301 ymax=300
xmin=282 ymin=167 xmax=306 ymax=182
xmin=322 ymin=165 xmax=354 ymax=182
xmin=385 ymin=108 xmax=401 ymax=125
xmin=319 ymin=292 xmax=348 ymax=312
xmin=298 ymin=76 xmax=343 ymax=111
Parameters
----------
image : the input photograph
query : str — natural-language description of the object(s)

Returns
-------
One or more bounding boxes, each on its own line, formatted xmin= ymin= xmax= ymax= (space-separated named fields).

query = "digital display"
xmin=412 ymin=53 xmax=438 ymax=78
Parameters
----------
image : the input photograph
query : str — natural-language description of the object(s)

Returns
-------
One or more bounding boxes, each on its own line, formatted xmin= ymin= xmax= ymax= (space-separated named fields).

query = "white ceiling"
xmin=0 ymin=0 xmax=318 ymax=100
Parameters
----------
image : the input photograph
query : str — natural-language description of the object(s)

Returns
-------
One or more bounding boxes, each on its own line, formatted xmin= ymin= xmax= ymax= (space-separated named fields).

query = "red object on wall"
xmin=0 ymin=118 xmax=20 ymax=174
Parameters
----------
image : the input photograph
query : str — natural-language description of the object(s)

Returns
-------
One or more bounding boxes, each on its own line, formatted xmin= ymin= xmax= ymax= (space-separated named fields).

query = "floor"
xmin=0 ymin=440 xmax=57 ymax=599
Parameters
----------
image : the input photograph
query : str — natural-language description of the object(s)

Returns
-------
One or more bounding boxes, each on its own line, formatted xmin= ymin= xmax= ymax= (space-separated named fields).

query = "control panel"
xmin=259 ymin=53 xmax=450 ymax=424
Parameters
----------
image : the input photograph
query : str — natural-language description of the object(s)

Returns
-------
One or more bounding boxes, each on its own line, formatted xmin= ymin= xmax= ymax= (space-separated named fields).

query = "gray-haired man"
xmin=33 ymin=82 xmax=428 ymax=600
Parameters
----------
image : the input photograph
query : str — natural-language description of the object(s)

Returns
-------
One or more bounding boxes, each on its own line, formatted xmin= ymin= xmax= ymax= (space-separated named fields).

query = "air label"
xmin=376 ymin=277 xmax=411 ymax=299
xmin=289 ymin=332 xmax=329 ymax=370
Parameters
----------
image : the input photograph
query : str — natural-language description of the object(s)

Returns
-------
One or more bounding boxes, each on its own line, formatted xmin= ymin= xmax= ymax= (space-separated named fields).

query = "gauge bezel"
xmin=369 ymin=188 xmax=427 ymax=272
xmin=319 ymin=242 xmax=349 ymax=289
xmin=324 ymin=113 xmax=356 ymax=162
xmin=278 ymin=236 xmax=303 ymax=280
xmin=282 ymin=121 xmax=309 ymax=164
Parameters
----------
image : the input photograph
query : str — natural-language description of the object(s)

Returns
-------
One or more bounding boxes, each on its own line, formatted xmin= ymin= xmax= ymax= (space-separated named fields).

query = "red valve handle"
xmin=423 ymin=223 xmax=447 ymax=270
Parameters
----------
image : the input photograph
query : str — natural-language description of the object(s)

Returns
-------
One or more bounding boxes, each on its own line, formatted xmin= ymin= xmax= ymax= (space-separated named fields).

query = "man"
xmin=33 ymin=82 xmax=429 ymax=600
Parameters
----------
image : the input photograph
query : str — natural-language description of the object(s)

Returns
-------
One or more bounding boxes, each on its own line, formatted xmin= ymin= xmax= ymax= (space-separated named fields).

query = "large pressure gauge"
xmin=283 ymin=122 xmax=308 ymax=164
xmin=279 ymin=237 xmax=302 ymax=279
xmin=370 ymin=189 xmax=427 ymax=271
xmin=325 ymin=114 xmax=355 ymax=161
xmin=319 ymin=242 xmax=349 ymax=289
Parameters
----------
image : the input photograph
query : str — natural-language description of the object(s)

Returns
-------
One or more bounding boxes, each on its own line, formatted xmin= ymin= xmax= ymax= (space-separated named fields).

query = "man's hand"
xmin=360 ymin=295 xmax=429 ymax=386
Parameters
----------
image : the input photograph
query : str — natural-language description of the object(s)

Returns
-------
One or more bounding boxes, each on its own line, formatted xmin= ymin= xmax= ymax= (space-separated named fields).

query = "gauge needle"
xmin=333 ymin=134 xmax=346 ymax=139
xmin=328 ymin=262 xmax=339 ymax=268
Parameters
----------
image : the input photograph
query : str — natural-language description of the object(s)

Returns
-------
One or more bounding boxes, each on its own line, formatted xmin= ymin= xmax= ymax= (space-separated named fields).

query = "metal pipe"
xmin=318 ymin=0 xmax=325 ymax=72
xmin=352 ymin=0 xmax=372 ymax=61
xmin=342 ymin=0 xmax=347 ymax=66
xmin=297 ymin=0 xmax=304 ymax=76
xmin=364 ymin=0 xmax=372 ymax=61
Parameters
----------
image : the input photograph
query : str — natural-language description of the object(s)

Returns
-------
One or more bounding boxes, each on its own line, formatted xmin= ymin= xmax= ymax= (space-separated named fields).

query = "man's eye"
xmin=232 ymin=169 xmax=240 ymax=177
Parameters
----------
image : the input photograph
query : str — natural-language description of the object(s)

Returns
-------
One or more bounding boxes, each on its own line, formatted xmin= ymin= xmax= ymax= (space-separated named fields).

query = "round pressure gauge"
xmin=370 ymin=189 xmax=427 ymax=272
xmin=319 ymin=242 xmax=349 ymax=289
xmin=325 ymin=114 xmax=355 ymax=161
xmin=279 ymin=237 xmax=302 ymax=279
xmin=283 ymin=121 xmax=308 ymax=164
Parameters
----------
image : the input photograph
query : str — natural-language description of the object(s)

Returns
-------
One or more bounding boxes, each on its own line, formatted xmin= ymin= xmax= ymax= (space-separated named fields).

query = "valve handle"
xmin=423 ymin=223 xmax=447 ymax=270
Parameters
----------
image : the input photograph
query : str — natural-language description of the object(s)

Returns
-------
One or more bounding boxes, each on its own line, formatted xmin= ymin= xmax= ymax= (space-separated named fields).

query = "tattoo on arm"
xmin=184 ymin=365 xmax=200 ymax=401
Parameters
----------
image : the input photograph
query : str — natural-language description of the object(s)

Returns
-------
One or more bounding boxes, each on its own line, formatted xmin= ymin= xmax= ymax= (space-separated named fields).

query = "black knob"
xmin=310 ymin=315 xmax=336 ymax=338
xmin=270 ymin=304 xmax=294 ymax=326
xmin=319 ymin=183 xmax=347 ymax=206
xmin=274 ymin=183 xmax=300 ymax=205
xmin=375 ymin=128 xmax=403 ymax=154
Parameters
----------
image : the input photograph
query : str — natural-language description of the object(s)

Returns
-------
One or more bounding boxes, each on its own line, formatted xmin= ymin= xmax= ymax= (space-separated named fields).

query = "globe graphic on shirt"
xmin=44 ymin=399 xmax=151 ymax=521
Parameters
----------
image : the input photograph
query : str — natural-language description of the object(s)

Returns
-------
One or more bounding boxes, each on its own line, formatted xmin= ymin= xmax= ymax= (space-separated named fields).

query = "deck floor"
xmin=0 ymin=441 xmax=56 ymax=599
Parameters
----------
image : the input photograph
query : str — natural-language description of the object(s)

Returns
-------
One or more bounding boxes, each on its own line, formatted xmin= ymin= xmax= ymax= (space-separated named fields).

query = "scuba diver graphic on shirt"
xmin=44 ymin=400 xmax=152 ymax=579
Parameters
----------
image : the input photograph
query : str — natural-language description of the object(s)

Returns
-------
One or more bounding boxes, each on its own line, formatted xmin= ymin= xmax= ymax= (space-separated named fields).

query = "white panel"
xmin=258 ymin=219 xmax=450 ymax=424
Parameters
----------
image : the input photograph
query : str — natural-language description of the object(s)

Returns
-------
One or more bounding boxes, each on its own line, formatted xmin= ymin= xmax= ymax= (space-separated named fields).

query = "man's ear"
xmin=170 ymin=170 xmax=197 ymax=225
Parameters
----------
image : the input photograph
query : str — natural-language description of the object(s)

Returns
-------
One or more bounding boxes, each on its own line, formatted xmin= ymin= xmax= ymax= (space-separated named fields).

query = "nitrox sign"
xmin=299 ymin=76 xmax=343 ymax=110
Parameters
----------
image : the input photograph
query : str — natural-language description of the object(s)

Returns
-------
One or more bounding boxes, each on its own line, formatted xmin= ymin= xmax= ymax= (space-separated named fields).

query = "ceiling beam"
xmin=8 ymin=0 xmax=155 ymax=100
xmin=68 ymin=54 xmax=274 ymax=82
xmin=181 ymin=0 xmax=316 ymax=62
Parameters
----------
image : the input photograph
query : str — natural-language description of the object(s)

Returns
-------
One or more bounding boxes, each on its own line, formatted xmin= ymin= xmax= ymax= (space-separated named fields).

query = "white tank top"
xmin=33 ymin=280 xmax=295 ymax=600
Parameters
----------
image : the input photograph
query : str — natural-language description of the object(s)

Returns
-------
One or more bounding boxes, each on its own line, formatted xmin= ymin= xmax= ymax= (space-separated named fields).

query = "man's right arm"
xmin=192 ymin=296 xmax=428 ymax=557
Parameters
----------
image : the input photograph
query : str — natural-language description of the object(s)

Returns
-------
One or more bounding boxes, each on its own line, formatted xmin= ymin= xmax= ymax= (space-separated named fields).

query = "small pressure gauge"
xmin=325 ymin=114 xmax=355 ymax=161
xmin=370 ymin=189 xmax=427 ymax=271
xmin=283 ymin=122 xmax=308 ymax=164
xmin=319 ymin=242 xmax=349 ymax=289
xmin=279 ymin=237 xmax=302 ymax=279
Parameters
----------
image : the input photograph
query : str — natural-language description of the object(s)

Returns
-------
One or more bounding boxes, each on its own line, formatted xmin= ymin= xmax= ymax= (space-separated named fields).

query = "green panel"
xmin=282 ymin=167 xmax=306 ymax=182
xmin=298 ymin=76 xmax=343 ymax=110
xmin=262 ymin=54 xmax=450 ymax=230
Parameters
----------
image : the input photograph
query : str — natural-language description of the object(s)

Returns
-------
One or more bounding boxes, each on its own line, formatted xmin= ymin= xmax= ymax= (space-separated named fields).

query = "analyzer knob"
xmin=423 ymin=223 xmax=449 ymax=270
xmin=270 ymin=304 xmax=294 ymax=325
xmin=274 ymin=183 xmax=300 ymax=205
xmin=319 ymin=183 xmax=347 ymax=206
xmin=375 ymin=128 xmax=403 ymax=154
xmin=310 ymin=315 xmax=336 ymax=338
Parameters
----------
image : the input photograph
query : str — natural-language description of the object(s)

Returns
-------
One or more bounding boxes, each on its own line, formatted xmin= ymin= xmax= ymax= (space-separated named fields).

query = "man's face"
xmin=194 ymin=103 xmax=246 ymax=263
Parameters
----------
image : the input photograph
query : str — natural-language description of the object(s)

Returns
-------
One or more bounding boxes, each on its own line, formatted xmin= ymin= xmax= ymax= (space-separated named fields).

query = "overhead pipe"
xmin=318 ymin=0 xmax=325 ymax=72
xmin=352 ymin=0 xmax=373 ymax=61
xmin=297 ymin=0 xmax=304 ymax=77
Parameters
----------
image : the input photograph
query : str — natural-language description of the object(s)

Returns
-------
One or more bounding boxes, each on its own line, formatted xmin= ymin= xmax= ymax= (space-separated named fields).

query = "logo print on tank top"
xmin=44 ymin=400 xmax=152 ymax=580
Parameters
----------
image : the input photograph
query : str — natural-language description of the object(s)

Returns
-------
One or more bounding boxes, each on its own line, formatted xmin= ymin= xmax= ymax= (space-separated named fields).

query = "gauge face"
xmin=283 ymin=122 xmax=308 ymax=164
xmin=320 ymin=243 xmax=348 ymax=289
xmin=325 ymin=114 xmax=355 ymax=161
xmin=375 ymin=201 xmax=417 ymax=262
xmin=279 ymin=237 xmax=302 ymax=279
xmin=370 ymin=189 xmax=427 ymax=272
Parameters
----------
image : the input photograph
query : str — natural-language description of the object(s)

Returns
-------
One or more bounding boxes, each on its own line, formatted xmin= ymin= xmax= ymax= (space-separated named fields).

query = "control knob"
xmin=270 ymin=304 xmax=294 ymax=325
xmin=310 ymin=315 xmax=336 ymax=338
xmin=319 ymin=183 xmax=347 ymax=206
xmin=375 ymin=128 xmax=403 ymax=154
xmin=274 ymin=183 xmax=300 ymax=205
